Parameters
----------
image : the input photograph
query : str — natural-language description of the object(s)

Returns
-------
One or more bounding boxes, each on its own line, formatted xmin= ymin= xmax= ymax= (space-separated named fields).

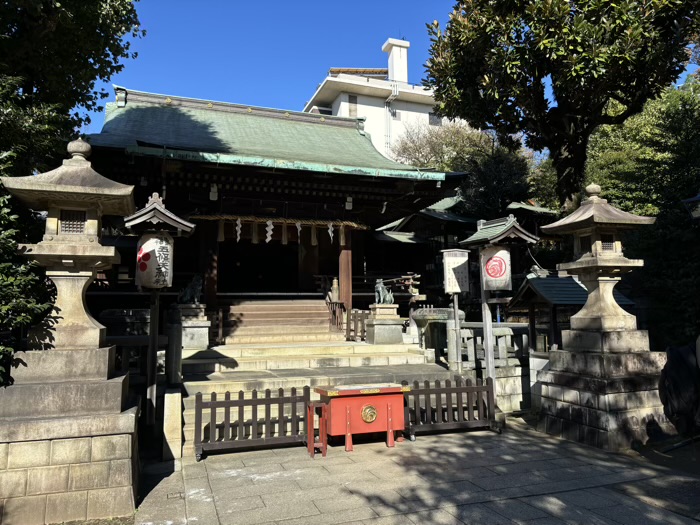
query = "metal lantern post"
xmin=125 ymin=193 xmax=195 ymax=425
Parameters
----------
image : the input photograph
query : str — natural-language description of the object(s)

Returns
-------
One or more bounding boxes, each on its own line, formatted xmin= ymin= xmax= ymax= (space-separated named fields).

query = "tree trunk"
xmin=550 ymin=134 xmax=590 ymax=206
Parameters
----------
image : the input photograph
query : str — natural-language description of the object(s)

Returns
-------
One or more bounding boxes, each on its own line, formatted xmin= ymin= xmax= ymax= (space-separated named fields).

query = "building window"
xmin=429 ymin=112 xmax=442 ymax=126
xmin=60 ymin=210 xmax=86 ymax=234
xmin=348 ymin=95 xmax=357 ymax=118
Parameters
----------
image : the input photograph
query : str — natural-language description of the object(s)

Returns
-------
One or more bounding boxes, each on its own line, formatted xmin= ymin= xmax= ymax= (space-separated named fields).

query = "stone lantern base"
xmin=537 ymin=328 xmax=675 ymax=450
xmin=0 ymin=347 xmax=138 ymax=523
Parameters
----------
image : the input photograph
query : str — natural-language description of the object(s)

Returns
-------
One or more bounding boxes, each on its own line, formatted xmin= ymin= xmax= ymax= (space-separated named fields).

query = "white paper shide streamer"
xmin=265 ymin=220 xmax=274 ymax=243
xmin=235 ymin=218 xmax=242 ymax=242
xmin=327 ymin=223 xmax=334 ymax=242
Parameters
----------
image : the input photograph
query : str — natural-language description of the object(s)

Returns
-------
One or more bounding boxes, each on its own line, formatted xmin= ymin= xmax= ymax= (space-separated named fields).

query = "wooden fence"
xmin=345 ymin=309 xmax=370 ymax=342
xmin=403 ymin=377 xmax=498 ymax=438
xmin=193 ymin=386 xmax=310 ymax=461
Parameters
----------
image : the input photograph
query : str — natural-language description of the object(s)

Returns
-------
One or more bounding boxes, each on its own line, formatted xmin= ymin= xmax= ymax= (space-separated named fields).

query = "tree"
xmin=0 ymin=0 xmax=143 ymax=174
xmin=393 ymin=121 xmax=529 ymax=219
xmin=426 ymin=0 xmax=700 ymax=204
xmin=0 ymin=1 xmax=143 ymax=384
xmin=585 ymin=80 xmax=700 ymax=347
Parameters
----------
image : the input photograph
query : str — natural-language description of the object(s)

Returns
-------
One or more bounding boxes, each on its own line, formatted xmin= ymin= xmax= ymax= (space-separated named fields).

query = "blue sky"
xmin=83 ymin=0 xmax=455 ymax=134
xmin=84 ymin=1 xmax=698 ymax=135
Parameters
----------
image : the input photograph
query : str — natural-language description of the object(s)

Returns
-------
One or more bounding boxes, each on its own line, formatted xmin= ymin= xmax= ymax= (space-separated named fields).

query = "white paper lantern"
xmin=136 ymin=232 xmax=174 ymax=289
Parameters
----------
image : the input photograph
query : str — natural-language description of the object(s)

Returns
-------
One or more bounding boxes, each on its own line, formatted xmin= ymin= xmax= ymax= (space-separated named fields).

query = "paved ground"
xmin=134 ymin=420 xmax=700 ymax=525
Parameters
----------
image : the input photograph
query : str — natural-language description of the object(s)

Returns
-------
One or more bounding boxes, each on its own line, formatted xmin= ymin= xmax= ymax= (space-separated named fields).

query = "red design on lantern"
xmin=485 ymin=255 xmax=507 ymax=278
xmin=137 ymin=248 xmax=151 ymax=272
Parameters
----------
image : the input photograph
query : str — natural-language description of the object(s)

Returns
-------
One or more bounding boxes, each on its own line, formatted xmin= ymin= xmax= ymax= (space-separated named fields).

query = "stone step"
xmin=183 ymin=363 xmax=454 ymax=396
xmin=182 ymin=352 xmax=427 ymax=374
xmin=224 ymin=324 xmax=336 ymax=335
xmin=226 ymin=310 xmax=328 ymax=320
xmin=223 ymin=332 xmax=345 ymax=345
xmin=226 ymin=300 xmax=327 ymax=307
xmin=220 ymin=317 xmax=329 ymax=327
xmin=184 ymin=342 xmax=422 ymax=359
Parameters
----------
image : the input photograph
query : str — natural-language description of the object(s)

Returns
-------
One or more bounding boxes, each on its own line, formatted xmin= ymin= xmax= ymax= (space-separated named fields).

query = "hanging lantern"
xmin=136 ymin=232 xmax=174 ymax=289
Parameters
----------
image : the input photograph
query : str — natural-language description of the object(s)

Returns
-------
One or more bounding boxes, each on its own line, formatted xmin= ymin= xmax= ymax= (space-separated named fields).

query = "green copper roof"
xmin=87 ymin=87 xmax=445 ymax=181
xmin=460 ymin=215 xmax=539 ymax=246
xmin=509 ymin=274 xmax=633 ymax=308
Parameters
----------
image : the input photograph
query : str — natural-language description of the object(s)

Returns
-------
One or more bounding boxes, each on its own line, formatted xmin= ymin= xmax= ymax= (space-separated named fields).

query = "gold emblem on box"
xmin=360 ymin=389 xmax=380 ymax=394
xmin=361 ymin=405 xmax=378 ymax=423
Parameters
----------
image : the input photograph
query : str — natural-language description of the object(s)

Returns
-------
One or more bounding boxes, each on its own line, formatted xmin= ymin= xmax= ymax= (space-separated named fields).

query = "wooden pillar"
xmin=528 ymin=304 xmax=537 ymax=353
xmin=339 ymin=231 xmax=352 ymax=311
xmin=549 ymin=305 xmax=558 ymax=350
xmin=199 ymin=221 xmax=219 ymax=310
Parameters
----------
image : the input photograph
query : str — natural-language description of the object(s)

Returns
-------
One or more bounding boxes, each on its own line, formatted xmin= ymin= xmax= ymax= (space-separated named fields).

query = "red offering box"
xmin=314 ymin=384 xmax=410 ymax=451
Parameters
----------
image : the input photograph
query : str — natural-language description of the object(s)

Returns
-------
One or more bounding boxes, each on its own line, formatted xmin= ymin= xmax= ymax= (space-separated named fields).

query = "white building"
xmin=303 ymin=38 xmax=442 ymax=159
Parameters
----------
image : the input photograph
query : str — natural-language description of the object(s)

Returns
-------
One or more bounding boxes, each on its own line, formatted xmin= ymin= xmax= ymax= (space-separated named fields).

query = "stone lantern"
xmin=543 ymin=183 xmax=654 ymax=332
xmin=0 ymin=139 xmax=139 ymax=521
xmin=1 ymin=138 xmax=135 ymax=349
xmin=537 ymin=183 xmax=673 ymax=450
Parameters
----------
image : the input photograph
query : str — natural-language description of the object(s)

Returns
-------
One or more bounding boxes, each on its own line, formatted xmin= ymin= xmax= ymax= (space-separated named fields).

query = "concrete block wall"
xmin=0 ymin=434 xmax=135 ymax=525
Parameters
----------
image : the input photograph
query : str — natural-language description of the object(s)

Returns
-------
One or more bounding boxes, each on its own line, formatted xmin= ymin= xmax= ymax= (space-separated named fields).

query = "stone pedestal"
xmin=366 ymin=304 xmax=403 ymax=345
xmin=0 ymin=347 xmax=138 ymax=523
xmin=166 ymin=304 xmax=211 ymax=385
xmin=537 ymin=329 xmax=673 ymax=450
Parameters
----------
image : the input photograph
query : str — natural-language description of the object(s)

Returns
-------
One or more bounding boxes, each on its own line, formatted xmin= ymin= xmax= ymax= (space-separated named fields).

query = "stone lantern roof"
xmin=542 ymin=184 xmax=655 ymax=235
xmin=0 ymin=138 xmax=134 ymax=216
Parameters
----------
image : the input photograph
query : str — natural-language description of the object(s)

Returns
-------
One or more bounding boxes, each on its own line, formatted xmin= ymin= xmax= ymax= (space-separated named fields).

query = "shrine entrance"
xmin=215 ymin=220 xmax=350 ymax=295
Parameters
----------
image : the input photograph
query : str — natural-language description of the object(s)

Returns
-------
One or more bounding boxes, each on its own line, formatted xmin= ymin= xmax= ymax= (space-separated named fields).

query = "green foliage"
xmin=426 ymin=0 xmax=700 ymax=204
xmin=527 ymin=158 xmax=560 ymax=212
xmin=0 ymin=192 xmax=51 ymax=385
xmin=392 ymin=122 xmax=529 ymax=219
xmin=0 ymin=2 xmax=142 ymax=384
xmin=0 ymin=0 xmax=143 ymax=130
xmin=585 ymin=80 xmax=700 ymax=347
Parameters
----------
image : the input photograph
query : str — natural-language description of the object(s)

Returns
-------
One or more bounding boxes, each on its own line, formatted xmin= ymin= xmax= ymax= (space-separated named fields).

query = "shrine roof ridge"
xmin=112 ymin=85 xmax=363 ymax=129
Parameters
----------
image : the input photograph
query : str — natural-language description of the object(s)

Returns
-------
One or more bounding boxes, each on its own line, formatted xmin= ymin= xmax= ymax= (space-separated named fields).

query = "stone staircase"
xmin=179 ymin=299 xmax=450 ymax=456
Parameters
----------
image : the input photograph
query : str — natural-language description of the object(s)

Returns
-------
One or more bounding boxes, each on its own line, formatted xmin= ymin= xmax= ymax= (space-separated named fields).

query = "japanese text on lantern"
xmin=136 ymin=232 xmax=174 ymax=289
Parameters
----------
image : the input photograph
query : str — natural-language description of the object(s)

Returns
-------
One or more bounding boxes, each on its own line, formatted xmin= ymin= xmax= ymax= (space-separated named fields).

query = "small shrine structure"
xmin=538 ymin=183 xmax=673 ymax=450
xmin=0 ymin=139 xmax=138 ymax=522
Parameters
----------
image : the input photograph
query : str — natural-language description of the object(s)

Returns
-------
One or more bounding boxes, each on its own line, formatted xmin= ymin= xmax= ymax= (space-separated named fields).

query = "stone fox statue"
xmin=178 ymin=275 xmax=203 ymax=304
xmin=374 ymin=279 xmax=394 ymax=305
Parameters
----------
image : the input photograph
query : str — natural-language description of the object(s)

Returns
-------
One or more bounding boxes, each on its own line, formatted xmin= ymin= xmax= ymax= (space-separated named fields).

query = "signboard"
xmin=442 ymin=249 xmax=470 ymax=294
xmin=480 ymin=246 xmax=511 ymax=291
xmin=136 ymin=232 xmax=174 ymax=289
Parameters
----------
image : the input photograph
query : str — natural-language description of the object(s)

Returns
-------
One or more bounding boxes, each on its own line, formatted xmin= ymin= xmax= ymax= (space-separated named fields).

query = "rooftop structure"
xmin=304 ymin=38 xmax=444 ymax=158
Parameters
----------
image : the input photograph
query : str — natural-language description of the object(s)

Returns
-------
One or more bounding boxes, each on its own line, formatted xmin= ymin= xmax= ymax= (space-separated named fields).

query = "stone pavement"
xmin=134 ymin=421 xmax=700 ymax=525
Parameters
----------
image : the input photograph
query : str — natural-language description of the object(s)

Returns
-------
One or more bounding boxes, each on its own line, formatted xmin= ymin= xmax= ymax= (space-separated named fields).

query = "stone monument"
xmin=0 ymin=139 xmax=139 ymax=523
xmin=537 ymin=183 xmax=674 ymax=450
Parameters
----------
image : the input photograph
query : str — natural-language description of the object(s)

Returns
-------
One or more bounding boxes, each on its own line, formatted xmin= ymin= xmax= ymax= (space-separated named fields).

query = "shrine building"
xmin=87 ymin=86 xmax=459 ymax=315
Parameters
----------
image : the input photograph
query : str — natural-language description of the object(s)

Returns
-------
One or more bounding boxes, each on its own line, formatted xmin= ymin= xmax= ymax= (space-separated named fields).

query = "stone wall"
xmin=0 ymin=433 xmax=135 ymax=525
